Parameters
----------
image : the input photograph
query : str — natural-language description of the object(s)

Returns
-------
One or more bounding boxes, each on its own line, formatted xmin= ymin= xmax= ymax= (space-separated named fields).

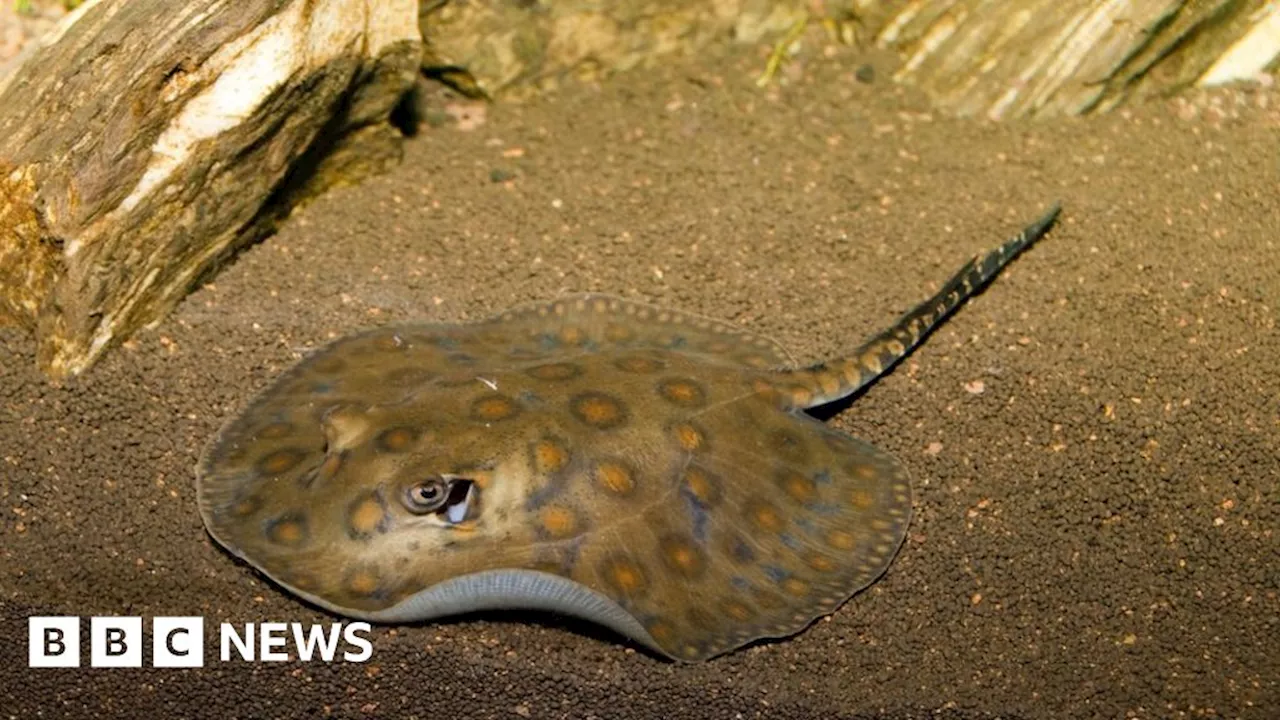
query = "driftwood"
xmin=422 ymin=0 xmax=1278 ymax=113
xmin=0 ymin=0 xmax=421 ymax=379
xmin=873 ymin=0 xmax=1280 ymax=119
xmin=2 ymin=0 xmax=1275 ymax=380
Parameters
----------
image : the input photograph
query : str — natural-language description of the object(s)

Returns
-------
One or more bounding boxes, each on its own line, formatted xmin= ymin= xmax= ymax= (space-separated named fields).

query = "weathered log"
xmin=871 ymin=0 xmax=1279 ymax=119
xmin=421 ymin=0 xmax=1277 ymax=115
xmin=4 ymin=0 xmax=1274 ymax=381
xmin=0 ymin=0 xmax=421 ymax=379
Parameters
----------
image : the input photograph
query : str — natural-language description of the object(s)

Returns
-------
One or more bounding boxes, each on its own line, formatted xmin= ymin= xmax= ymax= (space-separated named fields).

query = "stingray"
xmin=196 ymin=204 xmax=1061 ymax=662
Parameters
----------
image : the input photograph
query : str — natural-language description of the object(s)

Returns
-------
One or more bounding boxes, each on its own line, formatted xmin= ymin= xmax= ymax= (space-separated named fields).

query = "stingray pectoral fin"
xmin=285 ymin=569 xmax=667 ymax=657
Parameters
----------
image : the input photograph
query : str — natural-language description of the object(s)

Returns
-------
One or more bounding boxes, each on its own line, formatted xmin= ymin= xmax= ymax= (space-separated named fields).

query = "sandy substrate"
xmin=1 ymin=40 xmax=1277 ymax=720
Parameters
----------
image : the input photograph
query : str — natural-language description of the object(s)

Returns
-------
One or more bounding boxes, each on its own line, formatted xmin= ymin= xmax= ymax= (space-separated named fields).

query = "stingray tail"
xmin=777 ymin=203 xmax=1062 ymax=410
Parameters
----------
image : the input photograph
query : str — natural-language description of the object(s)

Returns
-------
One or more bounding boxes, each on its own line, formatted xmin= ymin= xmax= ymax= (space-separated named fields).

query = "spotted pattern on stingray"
xmin=600 ymin=554 xmax=649 ymax=597
xmin=257 ymin=448 xmax=305 ymax=475
xmin=526 ymin=362 xmax=583 ymax=381
xmin=569 ymin=392 xmax=629 ymax=429
xmin=195 ymin=203 xmax=1061 ymax=663
xmin=595 ymin=459 xmax=637 ymax=495
xmin=471 ymin=393 xmax=521 ymax=422
xmin=265 ymin=512 xmax=308 ymax=547
xmin=657 ymin=378 xmax=708 ymax=408
xmin=376 ymin=427 xmax=418 ymax=453
xmin=346 ymin=490 xmax=391 ymax=539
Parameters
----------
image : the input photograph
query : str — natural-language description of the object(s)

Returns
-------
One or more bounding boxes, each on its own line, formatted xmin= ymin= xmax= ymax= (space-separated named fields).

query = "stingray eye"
xmin=404 ymin=477 xmax=450 ymax=514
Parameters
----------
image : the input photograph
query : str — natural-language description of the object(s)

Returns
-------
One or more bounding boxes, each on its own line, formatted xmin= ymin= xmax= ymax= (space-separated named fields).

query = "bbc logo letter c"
xmin=153 ymin=617 xmax=204 ymax=667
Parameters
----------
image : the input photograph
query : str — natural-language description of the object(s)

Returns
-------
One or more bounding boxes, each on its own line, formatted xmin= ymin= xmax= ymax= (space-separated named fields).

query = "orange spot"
xmin=742 ymin=355 xmax=770 ymax=369
xmin=258 ymin=449 xmax=303 ymax=474
xmin=571 ymin=393 xmax=627 ymax=429
xmin=850 ymin=489 xmax=875 ymax=510
xmin=658 ymin=379 xmax=706 ymax=407
xmin=674 ymin=423 xmax=704 ymax=451
xmin=347 ymin=570 xmax=379 ymax=596
xmin=722 ymin=600 xmax=754 ymax=621
xmin=660 ymin=536 xmax=704 ymax=576
xmin=527 ymin=362 xmax=581 ymax=381
xmin=604 ymin=323 xmax=634 ymax=342
xmin=316 ymin=452 xmax=344 ymax=481
xmin=852 ymin=463 xmax=879 ymax=481
xmin=267 ymin=520 xmax=305 ymax=545
xmin=826 ymin=529 xmax=857 ymax=550
xmin=231 ymin=497 xmax=260 ymax=517
xmin=782 ymin=577 xmax=809 ymax=596
xmin=751 ymin=378 xmax=780 ymax=401
xmin=778 ymin=471 xmax=817 ymax=503
xmin=596 ymin=461 xmax=635 ymax=494
xmin=259 ymin=422 xmax=293 ymax=439
xmin=472 ymin=394 xmax=519 ymax=421
xmin=602 ymin=558 xmax=647 ymax=594
xmin=746 ymin=500 xmax=786 ymax=533
xmin=377 ymin=427 xmax=415 ymax=452
xmin=806 ymin=553 xmax=838 ymax=573
xmin=533 ymin=440 xmax=571 ymax=473
xmin=787 ymin=385 xmax=814 ymax=407
xmin=840 ymin=362 xmax=861 ymax=385
xmin=348 ymin=497 xmax=384 ymax=535
xmin=816 ymin=372 xmax=841 ymax=397
xmin=539 ymin=506 xmax=578 ymax=538
xmin=860 ymin=347 xmax=884 ymax=374
xmin=683 ymin=468 xmax=719 ymax=505
xmin=646 ymin=619 xmax=674 ymax=644
xmin=559 ymin=326 xmax=586 ymax=345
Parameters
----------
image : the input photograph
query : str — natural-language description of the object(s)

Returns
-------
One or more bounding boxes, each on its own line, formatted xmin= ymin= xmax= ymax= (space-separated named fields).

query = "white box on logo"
xmin=153 ymin=617 xmax=204 ymax=667
xmin=90 ymin=616 xmax=143 ymax=667
xmin=29 ymin=616 xmax=80 ymax=667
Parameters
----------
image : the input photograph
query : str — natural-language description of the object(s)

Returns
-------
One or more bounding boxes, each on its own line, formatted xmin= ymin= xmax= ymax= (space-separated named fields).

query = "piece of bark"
xmin=420 ymin=0 xmax=1275 ymax=115
xmin=865 ymin=0 xmax=1278 ymax=118
xmin=0 ymin=0 xmax=421 ymax=380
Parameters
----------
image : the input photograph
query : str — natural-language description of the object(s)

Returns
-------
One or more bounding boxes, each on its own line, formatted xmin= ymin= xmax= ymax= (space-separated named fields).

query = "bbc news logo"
xmin=29 ymin=617 xmax=373 ymax=667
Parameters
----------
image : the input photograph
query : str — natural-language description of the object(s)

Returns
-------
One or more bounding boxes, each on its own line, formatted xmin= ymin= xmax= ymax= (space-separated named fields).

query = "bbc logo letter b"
xmin=91 ymin=617 xmax=143 ymax=667
xmin=29 ymin=617 xmax=81 ymax=667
